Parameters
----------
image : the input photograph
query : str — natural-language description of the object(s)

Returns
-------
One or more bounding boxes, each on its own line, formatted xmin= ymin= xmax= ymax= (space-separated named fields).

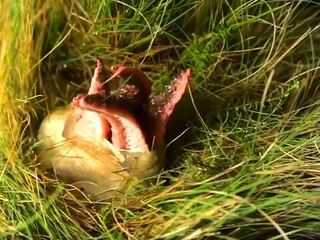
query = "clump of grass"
xmin=1 ymin=0 xmax=320 ymax=239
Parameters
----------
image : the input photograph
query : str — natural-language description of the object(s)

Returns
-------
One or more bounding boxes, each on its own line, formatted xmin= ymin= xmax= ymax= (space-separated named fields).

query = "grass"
xmin=1 ymin=0 xmax=320 ymax=239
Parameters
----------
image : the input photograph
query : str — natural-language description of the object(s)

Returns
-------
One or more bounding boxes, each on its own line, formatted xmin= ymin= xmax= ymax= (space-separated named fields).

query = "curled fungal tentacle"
xmin=149 ymin=69 xmax=191 ymax=125
xmin=73 ymin=95 xmax=149 ymax=152
xmin=101 ymin=65 xmax=152 ymax=103
xmin=146 ymin=69 xmax=191 ymax=153
xmin=88 ymin=58 xmax=110 ymax=95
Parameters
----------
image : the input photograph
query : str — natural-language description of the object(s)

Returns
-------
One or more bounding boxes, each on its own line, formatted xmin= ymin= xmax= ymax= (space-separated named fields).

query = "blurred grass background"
xmin=1 ymin=0 xmax=320 ymax=239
